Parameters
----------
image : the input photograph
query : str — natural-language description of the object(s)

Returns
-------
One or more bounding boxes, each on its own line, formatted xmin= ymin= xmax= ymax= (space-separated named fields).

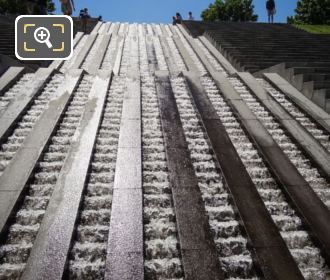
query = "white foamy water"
xmin=141 ymin=25 xmax=184 ymax=280
xmin=173 ymin=24 xmax=330 ymax=279
xmin=0 ymin=74 xmax=64 ymax=176
xmin=0 ymin=76 xmax=92 ymax=279
xmin=257 ymin=78 xmax=330 ymax=153
xmin=0 ymin=73 xmax=35 ymax=111
xmin=228 ymin=77 xmax=330 ymax=210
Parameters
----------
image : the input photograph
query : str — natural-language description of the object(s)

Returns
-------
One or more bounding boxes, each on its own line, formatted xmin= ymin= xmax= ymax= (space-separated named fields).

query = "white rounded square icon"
xmin=15 ymin=15 xmax=73 ymax=61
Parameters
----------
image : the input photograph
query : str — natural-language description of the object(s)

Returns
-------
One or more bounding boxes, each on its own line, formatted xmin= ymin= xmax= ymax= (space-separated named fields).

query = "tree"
xmin=201 ymin=0 xmax=258 ymax=22
xmin=0 ymin=0 xmax=55 ymax=15
xmin=287 ymin=0 xmax=330 ymax=24
xmin=201 ymin=0 xmax=225 ymax=22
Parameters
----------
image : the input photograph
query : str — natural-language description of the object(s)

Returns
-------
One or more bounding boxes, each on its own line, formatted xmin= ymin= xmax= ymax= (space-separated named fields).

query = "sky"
xmin=54 ymin=0 xmax=297 ymax=24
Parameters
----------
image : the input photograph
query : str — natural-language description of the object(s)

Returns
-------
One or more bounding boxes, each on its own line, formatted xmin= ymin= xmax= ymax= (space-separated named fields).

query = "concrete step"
xmin=0 ymin=67 xmax=25 ymax=97
xmin=263 ymin=73 xmax=330 ymax=132
xmin=293 ymin=67 xmax=330 ymax=75
xmin=303 ymin=73 xmax=330 ymax=82
xmin=313 ymin=80 xmax=330 ymax=90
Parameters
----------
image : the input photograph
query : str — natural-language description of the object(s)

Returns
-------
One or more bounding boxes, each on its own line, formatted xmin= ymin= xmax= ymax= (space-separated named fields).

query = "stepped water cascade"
xmin=0 ymin=76 xmax=92 ymax=278
xmin=0 ymin=74 xmax=35 ymax=111
xmin=0 ymin=74 xmax=64 ymax=176
xmin=0 ymin=21 xmax=329 ymax=280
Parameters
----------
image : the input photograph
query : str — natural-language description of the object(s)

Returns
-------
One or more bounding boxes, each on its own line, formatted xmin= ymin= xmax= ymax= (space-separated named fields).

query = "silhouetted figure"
xmin=188 ymin=11 xmax=194 ymax=20
xmin=60 ymin=0 xmax=75 ymax=16
xmin=80 ymin=8 xmax=91 ymax=33
xmin=172 ymin=16 xmax=177 ymax=25
xmin=98 ymin=15 xmax=103 ymax=22
xmin=176 ymin=12 xmax=182 ymax=24
xmin=266 ymin=0 xmax=276 ymax=23
xmin=26 ymin=0 xmax=37 ymax=14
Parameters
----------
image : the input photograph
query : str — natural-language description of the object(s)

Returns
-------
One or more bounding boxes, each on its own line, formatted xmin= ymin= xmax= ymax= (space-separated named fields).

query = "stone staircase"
xmin=182 ymin=21 xmax=330 ymax=112
xmin=0 ymin=15 xmax=100 ymax=76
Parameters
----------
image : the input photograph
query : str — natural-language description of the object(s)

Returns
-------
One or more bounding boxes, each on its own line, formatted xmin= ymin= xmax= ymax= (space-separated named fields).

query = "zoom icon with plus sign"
xmin=15 ymin=15 xmax=73 ymax=60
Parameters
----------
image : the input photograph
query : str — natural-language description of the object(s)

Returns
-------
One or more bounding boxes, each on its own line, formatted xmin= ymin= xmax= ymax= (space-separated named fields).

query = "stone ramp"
xmin=0 ymin=22 xmax=329 ymax=280
xmin=182 ymin=21 xmax=330 ymax=113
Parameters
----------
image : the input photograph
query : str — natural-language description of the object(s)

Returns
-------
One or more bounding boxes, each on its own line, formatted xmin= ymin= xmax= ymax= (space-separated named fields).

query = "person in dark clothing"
xmin=26 ymin=0 xmax=37 ymax=14
xmin=172 ymin=16 xmax=177 ymax=25
xmin=266 ymin=0 xmax=276 ymax=23
xmin=80 ymin=8 xmax=91 ymax=33
xmin=176 ymin=12 xmax=182 ymax=24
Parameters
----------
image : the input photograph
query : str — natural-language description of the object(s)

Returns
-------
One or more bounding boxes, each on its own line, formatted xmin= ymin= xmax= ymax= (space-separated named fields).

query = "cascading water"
xmin=228 ymin=77 xmax=330 ymax=209
xmin=68 ymin=25 xmax=132 ymax=280
xmin=140 ymin=26 xmax=184 ymax=279
xmin=171 ymin=77 xmax=257 ymax=279
xmin=167 ymin=25 xmax=258 ymax=279
xmin=0 ymin=73 xmax=35 ymax=111
xmin=0 ymin=76 xmax=92 ymax=279
xmin=0 ymin=74 xmax=64 ymax=176
xmin=172 ymin=26 xmax=330 ymax=279
xmin=257 ymin=78 xmax=330 ymax=153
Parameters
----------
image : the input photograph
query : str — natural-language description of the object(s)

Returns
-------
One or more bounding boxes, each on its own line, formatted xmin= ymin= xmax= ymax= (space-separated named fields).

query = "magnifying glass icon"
xmin=34 ymin=27 xmax=53 ymax=49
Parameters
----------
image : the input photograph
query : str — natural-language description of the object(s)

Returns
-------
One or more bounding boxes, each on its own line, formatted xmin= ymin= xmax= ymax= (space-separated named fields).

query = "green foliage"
xmin=294 ymin=24 xmax=330 ymax=33
xmin=201 ymin=0 xmax=258 ymax=22
xmin=288 ymin=0 xmax=330 ymax=24
xmin=201 ymin=0 xmax=224 ymax=21
xmin=0 ymin=0 xmax=55 ymax=15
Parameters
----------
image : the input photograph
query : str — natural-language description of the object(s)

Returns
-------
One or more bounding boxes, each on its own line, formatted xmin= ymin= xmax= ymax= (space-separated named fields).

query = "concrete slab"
xmin=159 ymin=25 xmax=168 ymax=37
xmin=97 ymin=22 xmax=108 ymax=34
xmin=173 ymin=36 xmax=198 ymax=72
xmin=209 ymin=72 xmax=330 ymax=265
xmin=111 ymin=23 xmax=120 ymax=36
xmin=22 ymin=70 xmax=112 ymax=280
xmin=184 ymin=71 xmax=304 ymax=280
xmin=91 ymin=21 xmax=102 ymax=34
xmin=0 ymin=68 xmax=54 ymax=143
xmin=104 ymin=22 xmax=112 ymax=33
xmin=105 ymin=251 xmax=144 ymax=280
xmin=113 ymin=147 xmax=141 ymax=190
xmin=156 ymin=72 xmax=225 ymax=279
xmin=239 ymin=72 xmax=330 ymax=179
xmin=264 ymin=73 xmax=330 ymax=133
xmin=113 ymin=36 xmax=125 ymax=75
xmin=0 ymin=67 xmax=25 ymax=97
xmin=105 ymin=70 xmax=143 ymax=280
xmin=49 ymin=32 xmax=84 ymax=71
xmin=69 ymin=34 xmax=98 ymax=69
xmin=159 ymin=37 xmax=183 ymax=75
xmin=199 ymin=36 xmax=237 ymax=75
xmin=87 ymin=34 xmax=111 ymax=74
xmin=0 ymin=69 xmax=83 ymax=239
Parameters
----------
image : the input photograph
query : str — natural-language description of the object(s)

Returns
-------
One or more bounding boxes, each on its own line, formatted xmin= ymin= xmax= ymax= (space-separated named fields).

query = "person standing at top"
xmin=176 ymin=12 xmax=183 ymax=24
xmin=188 ymin=11 xmax=194 ymax=20
xmin=60 ymin=0 xmax=75 ymax=16
xmin=26 ymin=0 xmax=37 ymax=14
xmin=266 ymin=0 xmax=276 ymax=23
xmin=80 ymin=8 xmax=91 ymax=33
